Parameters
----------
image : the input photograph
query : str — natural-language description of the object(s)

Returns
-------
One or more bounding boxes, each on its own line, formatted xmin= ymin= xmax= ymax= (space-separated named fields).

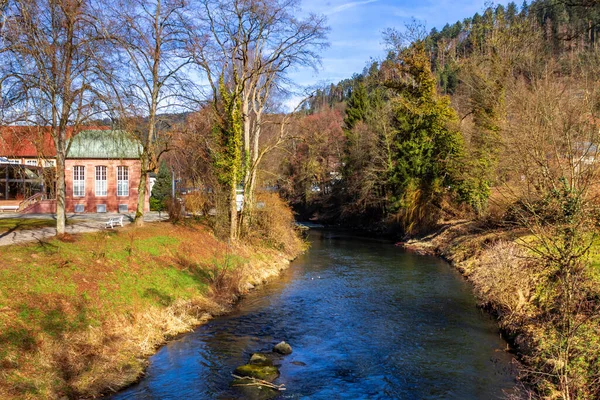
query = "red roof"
xmin=0 ymin=126 xmax=110 ymax=158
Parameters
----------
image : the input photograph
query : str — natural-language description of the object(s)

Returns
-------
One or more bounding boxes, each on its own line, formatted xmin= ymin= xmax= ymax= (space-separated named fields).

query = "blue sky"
xmin=290 ymin=0 xmax=512 ymax=89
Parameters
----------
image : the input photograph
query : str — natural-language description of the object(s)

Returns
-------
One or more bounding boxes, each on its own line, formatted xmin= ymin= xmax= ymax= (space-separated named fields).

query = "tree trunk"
xmin=55 ymin=150 xmax=66 ymax=235
xmin=134 ymin=151 xmax=148 ymax=226
xmin=242 ymin=95 xmax=251 ymax=205
xmin=245 ymin=121 xmax=261 ymax=220
xmin=238 ymin=111 xmax=262 ymax=235
xmin=229 ymin=179 xmax=238 ymax=240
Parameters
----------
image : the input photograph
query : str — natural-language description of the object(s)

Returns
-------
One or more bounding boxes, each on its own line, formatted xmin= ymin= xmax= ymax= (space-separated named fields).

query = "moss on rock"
xmin=233 ymin=364 xmax=279 ymax=382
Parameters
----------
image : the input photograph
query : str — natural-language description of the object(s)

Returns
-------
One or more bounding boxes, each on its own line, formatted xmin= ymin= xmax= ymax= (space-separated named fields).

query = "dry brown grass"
xmin=0 ymin=221 xmax=297 ymax=399
xmin=470 ymin=241 xmax=538 ymax=327
xmin=248 ymin=192 xmax=305 ymax=255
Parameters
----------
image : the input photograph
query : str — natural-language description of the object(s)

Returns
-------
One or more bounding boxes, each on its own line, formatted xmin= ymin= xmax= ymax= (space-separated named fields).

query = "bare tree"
xmin=191 ymin=0 xmax=328 ymax=239
xmin=502 ymin=66 xmax=600 ymax=400
xmin=103 ymin=0 xmax=194 ymax=226
xmin=1 ymin=0 xmax=106 ymax=234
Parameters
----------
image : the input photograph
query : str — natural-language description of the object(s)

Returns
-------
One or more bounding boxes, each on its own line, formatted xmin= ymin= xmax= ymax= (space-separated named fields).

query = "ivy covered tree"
xmin=211 ymin=78 xmax=243 ymax=240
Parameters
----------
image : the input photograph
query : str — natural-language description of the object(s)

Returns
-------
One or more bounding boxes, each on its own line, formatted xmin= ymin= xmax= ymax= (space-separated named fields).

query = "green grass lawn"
xmin=0 ymin=222 xmax=234 ymax=399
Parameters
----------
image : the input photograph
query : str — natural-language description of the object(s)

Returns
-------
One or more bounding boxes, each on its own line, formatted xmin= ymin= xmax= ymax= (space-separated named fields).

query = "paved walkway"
xmin=0 ymin=212 xmax=169 ymax=246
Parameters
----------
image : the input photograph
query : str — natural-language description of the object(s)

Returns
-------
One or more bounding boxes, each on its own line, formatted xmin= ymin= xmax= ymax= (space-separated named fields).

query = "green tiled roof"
xmin=67 ymin=130 xmax=140 ymax=159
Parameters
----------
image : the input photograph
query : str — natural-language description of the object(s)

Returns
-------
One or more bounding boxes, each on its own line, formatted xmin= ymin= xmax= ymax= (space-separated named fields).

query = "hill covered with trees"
xmin=269 ymin=1 xmax=600 ymax=398
xmin=279 ymin=0 xmax=600 ymax=230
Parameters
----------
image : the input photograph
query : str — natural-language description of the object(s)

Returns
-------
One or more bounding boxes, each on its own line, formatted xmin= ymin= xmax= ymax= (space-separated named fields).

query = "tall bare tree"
xmin=104 ymin=0 xmax=193 ymax=226
xmin=191 ymin=0 xmax=328 ymax=239
xmin=1 ymin=0 xmax=106 ymax=234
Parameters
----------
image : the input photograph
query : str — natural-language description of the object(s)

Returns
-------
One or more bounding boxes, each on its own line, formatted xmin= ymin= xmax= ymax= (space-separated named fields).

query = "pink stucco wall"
xmin=64 ymin=159 xmax=149 ymax=213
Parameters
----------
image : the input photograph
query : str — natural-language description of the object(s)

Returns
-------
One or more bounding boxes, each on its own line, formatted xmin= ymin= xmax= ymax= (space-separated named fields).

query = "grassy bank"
xmin=0 ymin=221 xmax=303 ymax=399
xmin=404 ymin=221 xmax=600 ymax=399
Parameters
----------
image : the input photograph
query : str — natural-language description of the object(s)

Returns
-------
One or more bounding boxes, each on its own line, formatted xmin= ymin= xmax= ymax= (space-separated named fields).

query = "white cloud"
xmin=325 ymin=0 xmax=378 ymax=15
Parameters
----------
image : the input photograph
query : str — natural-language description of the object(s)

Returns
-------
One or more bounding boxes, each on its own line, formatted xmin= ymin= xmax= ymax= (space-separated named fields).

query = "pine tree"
xmin=387 ymin=44 xmax=465 ymax=233
xmin=343 ymin=82 xmax=368 ymax=130
xmin=150 ymin=161 xmax=172 ymax=212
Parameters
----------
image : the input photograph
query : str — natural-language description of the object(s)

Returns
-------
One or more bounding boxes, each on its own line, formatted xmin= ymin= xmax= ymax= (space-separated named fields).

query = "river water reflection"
xmin=113 ymin=229 xmax=516 ymax=399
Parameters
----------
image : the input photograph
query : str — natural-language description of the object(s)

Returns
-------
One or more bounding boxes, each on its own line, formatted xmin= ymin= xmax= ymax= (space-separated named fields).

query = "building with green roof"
xmin=67 ymin=130 xmax=140 ymax=159
xmin=65 ymin=130 xmax=149 ymax=214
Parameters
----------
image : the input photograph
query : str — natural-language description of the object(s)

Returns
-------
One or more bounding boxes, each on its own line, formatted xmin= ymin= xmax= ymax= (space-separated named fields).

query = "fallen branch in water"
xmin=231 ymin=374 xmax=287 ymax=391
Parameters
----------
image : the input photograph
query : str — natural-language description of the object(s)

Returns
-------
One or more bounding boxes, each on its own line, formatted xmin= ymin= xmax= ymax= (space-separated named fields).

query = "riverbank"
xmin=114 ymin=228 xmax=516 ymax=399
xmin=0 ymin=221 xmax=303 ymax=399
xmin=402 ymin=220 xmax=600 ymax=398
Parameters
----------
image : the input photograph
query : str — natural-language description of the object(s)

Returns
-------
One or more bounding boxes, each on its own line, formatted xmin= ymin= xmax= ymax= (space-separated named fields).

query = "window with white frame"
xmin=73 ymin=166 xmax=85 ymax=197
xmin=95 ymin=166 xmax=107 ymax=196
xmin=25 ymin=160 xmax=38 ymax=166
xmin=117 ymin=166 xmax=129 ymax=196
xmin=44 ymin=159 xmax=56 ymax=167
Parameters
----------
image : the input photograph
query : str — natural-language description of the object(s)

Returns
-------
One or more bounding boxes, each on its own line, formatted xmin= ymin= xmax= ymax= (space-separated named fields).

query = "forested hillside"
xmin=279 ymin=0 xmax=600 ymax=234
xmin=265 ymin=3 xmax=600 ymax=397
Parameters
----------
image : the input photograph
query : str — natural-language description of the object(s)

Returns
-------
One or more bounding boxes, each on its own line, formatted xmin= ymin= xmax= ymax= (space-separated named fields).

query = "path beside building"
xmin=0 ymin=212 xmax=169 ymax=246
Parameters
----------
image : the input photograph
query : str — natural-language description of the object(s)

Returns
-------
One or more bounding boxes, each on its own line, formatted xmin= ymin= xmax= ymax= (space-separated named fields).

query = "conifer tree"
xmin=387 ymin=44 xmax=465 ymax=233
xmin=343 ymin=82 xmax=368 ymax=130
xmin=150 ymin=161 xmax=172 ymax=212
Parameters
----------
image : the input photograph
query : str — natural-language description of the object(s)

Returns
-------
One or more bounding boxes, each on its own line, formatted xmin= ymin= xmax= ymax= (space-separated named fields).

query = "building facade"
xmin=0 ymin=128 xmax=149 ymax=213
xmin=64 ymin=130 xmax=149 ymax=213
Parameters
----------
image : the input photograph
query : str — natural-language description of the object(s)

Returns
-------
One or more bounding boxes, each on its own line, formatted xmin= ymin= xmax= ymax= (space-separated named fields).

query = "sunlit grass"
xmin=0 ymin=214 xmax=300 ymax=399
xmin=0 ymin=222 xmax=241 ymax=398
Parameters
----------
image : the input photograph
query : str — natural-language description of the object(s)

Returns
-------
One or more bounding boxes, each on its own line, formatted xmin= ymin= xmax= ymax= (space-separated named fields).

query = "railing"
xmin=18 ymin=192 xmax=44 ymax=212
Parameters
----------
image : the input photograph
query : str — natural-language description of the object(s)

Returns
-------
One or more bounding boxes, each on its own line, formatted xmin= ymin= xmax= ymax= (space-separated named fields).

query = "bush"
xmin=184 ymin=192 xmax=210 ymax=216
xmin=149 ymin=197 xmax=165 ymax=212
xmin=248 ymin=192 xmax=303 ymax=255
xmin=165 ymin=197 xmax=183 ymax=222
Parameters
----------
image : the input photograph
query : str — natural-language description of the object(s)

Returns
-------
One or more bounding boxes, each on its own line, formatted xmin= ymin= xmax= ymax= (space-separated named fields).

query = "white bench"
xmin=105 ymin=215 xmax=124 ymax=229
xmin=0 ymin=205 xmax=19 ymax=212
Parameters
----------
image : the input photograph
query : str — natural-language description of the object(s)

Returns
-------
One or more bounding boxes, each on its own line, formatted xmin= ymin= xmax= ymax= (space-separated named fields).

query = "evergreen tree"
xmin=343 ymin=81 xmax=368 ymax=130
xmin=387 ymin=44 xmax=466 ymax=232
xmin=150 ymin=161 xmax=172 ymax=212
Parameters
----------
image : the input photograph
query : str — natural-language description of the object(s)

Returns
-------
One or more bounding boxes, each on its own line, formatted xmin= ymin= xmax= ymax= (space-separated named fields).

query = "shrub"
xmin=184 ymin=192 xmax=210 ymax=216
xmin=248 ymin=192 xmax=303 ymax=255
xmin=165 ymin=198 xmax=183 ymax=222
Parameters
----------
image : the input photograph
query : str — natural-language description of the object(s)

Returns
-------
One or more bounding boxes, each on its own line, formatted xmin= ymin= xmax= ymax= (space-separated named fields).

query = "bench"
xmin=105 ymin=215 xmax=124 ymax=229
xmin=0 ymin=205 xmax=19 ymax=212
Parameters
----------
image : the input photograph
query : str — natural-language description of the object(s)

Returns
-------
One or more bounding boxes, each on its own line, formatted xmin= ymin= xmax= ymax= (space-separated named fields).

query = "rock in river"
xmin=273 ymin=341 xmax=293 ymax=355
xmin=249 ymin=353 xmax=273 ymax=367
xmin=233 ymin=364 xmax=280 ymax=382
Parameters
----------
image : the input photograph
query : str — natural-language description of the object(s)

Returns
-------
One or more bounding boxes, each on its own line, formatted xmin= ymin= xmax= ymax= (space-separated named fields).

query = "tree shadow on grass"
xmin=143 ymin=288 xmax=174 ymax=306
xmin=0 ymin=327 xmax=37 ymax=352
xmin=0 ymin=220 xmax=26 ymax=239
xmin=32 ymin=237 xmax=60 ymax=254
xmin=174 ymin=252 xmax=213 ymax=283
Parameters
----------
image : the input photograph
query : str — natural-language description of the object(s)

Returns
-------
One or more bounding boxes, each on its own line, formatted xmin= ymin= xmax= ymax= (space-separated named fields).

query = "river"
xmin=112 ymin=229 xmax=517 ymax=399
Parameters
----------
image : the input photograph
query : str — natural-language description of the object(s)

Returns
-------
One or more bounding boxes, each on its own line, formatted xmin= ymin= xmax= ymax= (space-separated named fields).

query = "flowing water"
xmin=113 ymin=229 xmax=516 ymax=399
